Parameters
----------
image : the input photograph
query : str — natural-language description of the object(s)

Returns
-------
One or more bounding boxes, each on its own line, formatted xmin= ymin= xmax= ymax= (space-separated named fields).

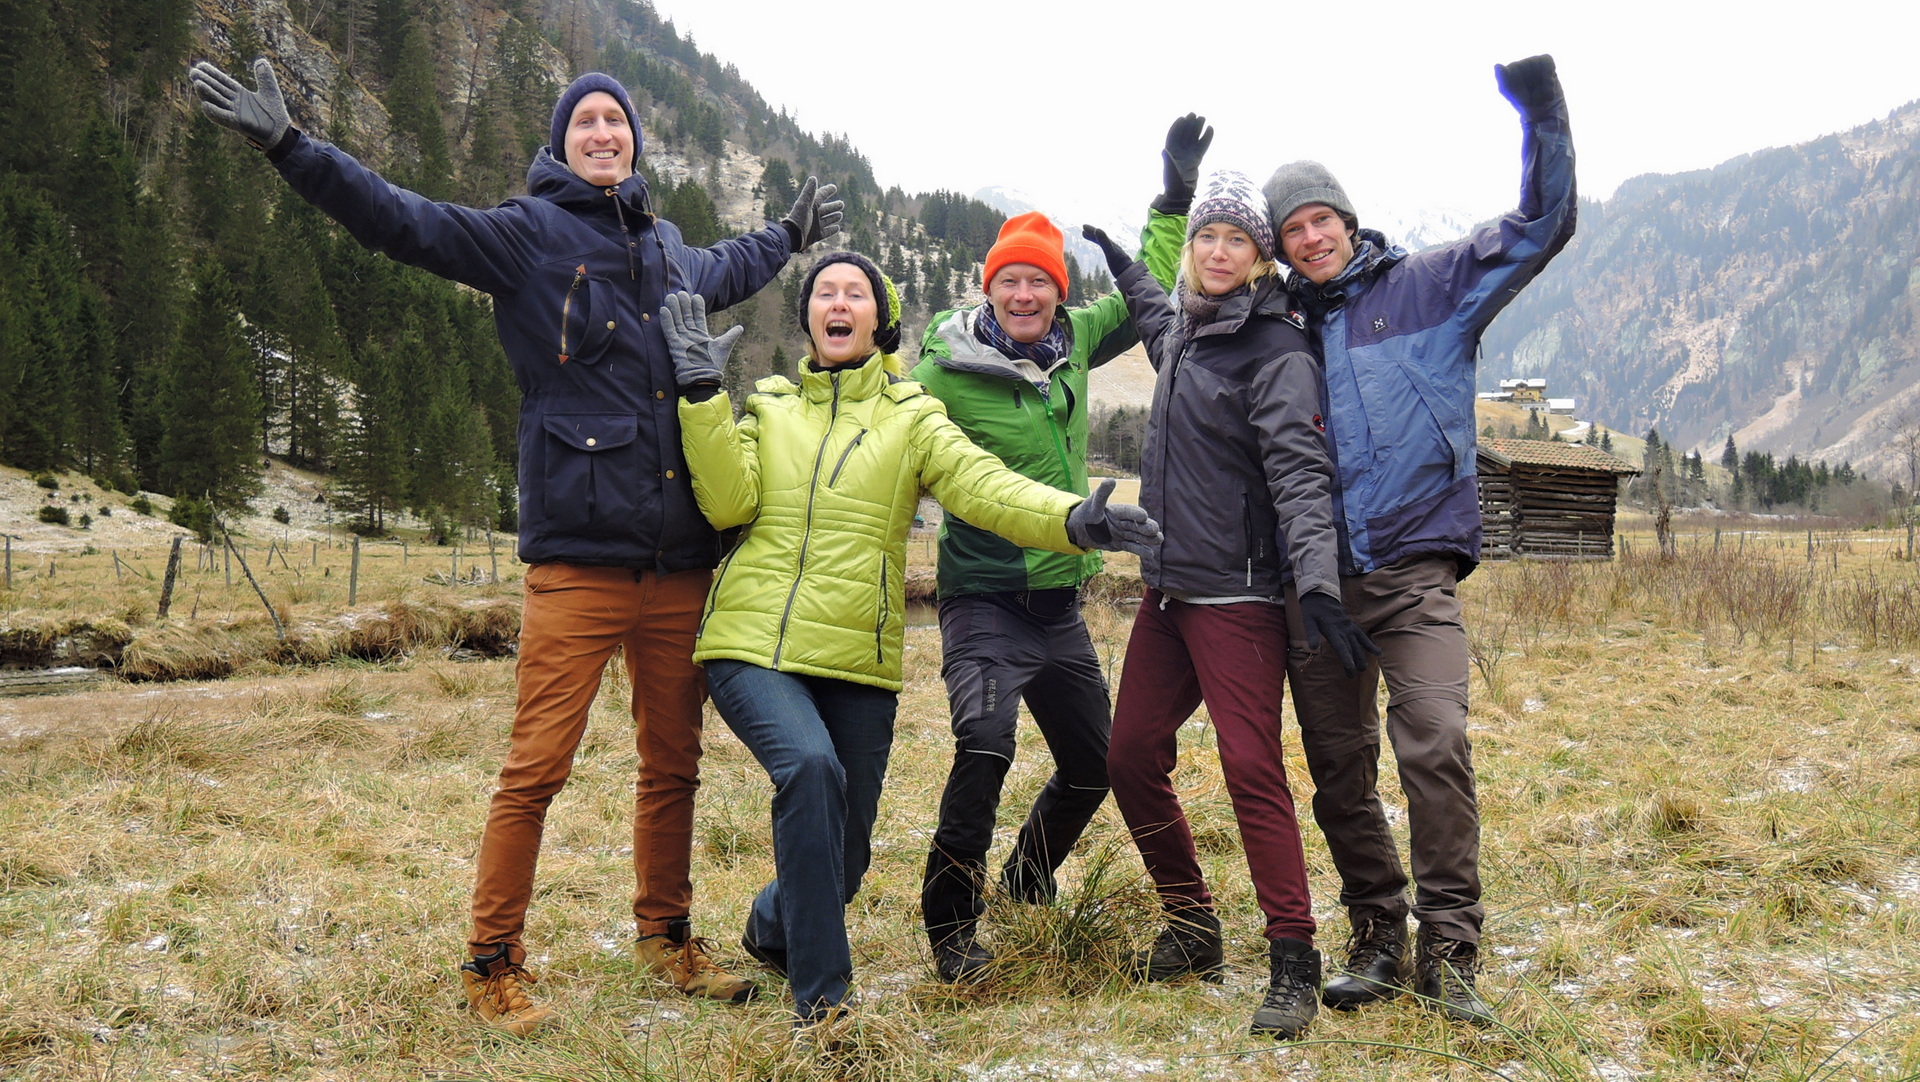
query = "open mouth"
xmin=824 ymin=319 xmax=854 ymax=343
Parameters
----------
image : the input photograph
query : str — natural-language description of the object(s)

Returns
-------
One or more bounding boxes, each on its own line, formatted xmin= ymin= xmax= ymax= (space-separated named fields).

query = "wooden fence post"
xmin=225 ymin=531 xmax=285 ymax=641
xmin=3 ymin=534 xmax=13 ymax=590
xmin=157 ymin=536 xmax=184 ymax=618
xmin=349 ymin=536 xmax=361 ymax=606
xmin=488 ymin=529 xmax=498 ymax=583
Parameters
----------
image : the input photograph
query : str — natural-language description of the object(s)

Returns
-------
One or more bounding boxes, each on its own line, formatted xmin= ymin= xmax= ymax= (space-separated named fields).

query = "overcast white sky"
xmin=643 ymin=0 xmax=1920 ymax=230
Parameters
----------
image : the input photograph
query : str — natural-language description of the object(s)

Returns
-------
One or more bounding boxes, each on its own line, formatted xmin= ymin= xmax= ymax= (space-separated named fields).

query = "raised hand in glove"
xmin=1066 ymin=479 xmax=1161 ymax=558
xmin=1081 ymin=225 xmax=1135 ymax=280
xmin=782 ymin=177 xmax=844 ymax=250
xmin=1153 ymin=113 xmax=1214 ymax=215
xmin=188 ymin=58 xmax=292 ymax=150
xmin=1494 ymin=54 xmax=1561 ymax=120
xmin=659 ymin=291 xmax=743 ymax=392
xmin=1297 ymin=591 xmax=1382 ymax=679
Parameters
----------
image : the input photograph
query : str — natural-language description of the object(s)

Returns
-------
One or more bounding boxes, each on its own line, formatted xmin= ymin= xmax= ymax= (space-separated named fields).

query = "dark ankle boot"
xmin=1322 ymin=911 xmax=1407 ymax=1009
xmin=1415 ymin=925 xmax=1497 ymax=1025
xmin=1249 ymin=937 xmax=1321 ymax=1040
xmin=1131 ymin=905 xmax=1224 ymax=982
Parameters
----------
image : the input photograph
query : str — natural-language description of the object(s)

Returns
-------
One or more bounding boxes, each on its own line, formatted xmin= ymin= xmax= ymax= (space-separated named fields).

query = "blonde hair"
xmin=1178 ymin=242 xmax=1281 ymax=296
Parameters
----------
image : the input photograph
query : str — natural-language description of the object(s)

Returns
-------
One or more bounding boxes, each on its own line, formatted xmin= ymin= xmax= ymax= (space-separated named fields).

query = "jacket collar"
xmin=527 ymin=148 xmax=653 ymax=218
xmin=1183 ymin=276 xmax=1298 ymax=338
xmin=931 ymin=304 xmax=1075 ymax=379
xmin=799 ymin=351 xmax=893 ymax=404
xmin=1288 ymin=228 xmax=1404 ymax=311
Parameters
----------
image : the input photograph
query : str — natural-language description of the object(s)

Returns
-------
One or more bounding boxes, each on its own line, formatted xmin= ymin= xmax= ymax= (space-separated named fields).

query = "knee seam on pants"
xmin=963 ymin=747 xmax=1012 ymax=765
xmin=1385 ymin=688 xmax=1469 ymax=709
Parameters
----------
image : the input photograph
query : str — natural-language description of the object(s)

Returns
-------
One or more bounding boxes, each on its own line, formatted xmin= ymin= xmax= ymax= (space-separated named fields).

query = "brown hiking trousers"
xmin=1287 ymin=556 xmax=1483 ymax=943
xmin=469 ymin=564 xmax=711 ymax=958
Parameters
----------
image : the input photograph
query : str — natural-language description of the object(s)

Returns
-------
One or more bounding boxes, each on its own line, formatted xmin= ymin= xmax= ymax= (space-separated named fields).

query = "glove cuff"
xmin=1150 ymin=191 xmax=1192 ymax=216
xmin=780 ymin=219 xmax=803 ymax=251
xmin=264 ymin=125 xmax=300 ymax=163
xmin=679 ymin=381 xmax=723 ymax=402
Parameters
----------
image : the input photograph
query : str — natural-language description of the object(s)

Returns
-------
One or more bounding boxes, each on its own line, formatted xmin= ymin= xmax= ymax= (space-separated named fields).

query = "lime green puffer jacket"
xmin=679 ymin=353 xmax=1086 ymax=691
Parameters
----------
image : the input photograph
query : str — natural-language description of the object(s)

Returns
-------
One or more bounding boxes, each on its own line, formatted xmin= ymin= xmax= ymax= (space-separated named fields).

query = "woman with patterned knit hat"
xmin=660 ymin=251 xmax=1161 ymax=1029
xmin=1081 ymin=171 xmax=1378 ymax=1041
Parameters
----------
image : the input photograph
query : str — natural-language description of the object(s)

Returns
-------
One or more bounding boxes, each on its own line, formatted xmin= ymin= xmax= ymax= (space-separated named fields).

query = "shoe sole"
xmin=1322 ymin=979 xmax=1407 ymax=1010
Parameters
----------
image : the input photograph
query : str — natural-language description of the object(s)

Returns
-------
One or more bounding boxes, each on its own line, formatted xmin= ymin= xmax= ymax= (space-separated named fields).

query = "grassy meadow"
xmin=3 ymin=521 xmax=1919 ymax=1080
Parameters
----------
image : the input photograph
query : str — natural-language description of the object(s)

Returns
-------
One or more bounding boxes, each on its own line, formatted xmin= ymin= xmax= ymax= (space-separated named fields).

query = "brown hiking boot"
xmin=461 ymin=944 xmax=555 ymax=1036
xmin=636 ymin=918 xmax=757 ymax=1003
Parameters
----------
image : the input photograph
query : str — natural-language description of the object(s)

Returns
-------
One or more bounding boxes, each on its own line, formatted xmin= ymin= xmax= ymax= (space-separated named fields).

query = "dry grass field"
xmin=4 ymin=522 xmax=1920 ymax=1081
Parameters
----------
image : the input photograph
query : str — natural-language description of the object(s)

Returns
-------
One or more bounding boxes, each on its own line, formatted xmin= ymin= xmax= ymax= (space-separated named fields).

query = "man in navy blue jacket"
xmin=1264 ymin=54 xmax=1575 ymax=1025
xmin=190 ymin=58 xmax=841 ymax=1034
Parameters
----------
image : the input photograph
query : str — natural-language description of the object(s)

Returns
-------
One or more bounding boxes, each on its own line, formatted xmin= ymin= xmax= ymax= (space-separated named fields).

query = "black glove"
xmin=1495 ymin=54 xmax=1561 ymax=120
xmin=1152 ymin=113 xmax=1213 ymax=215
xmin=1065 ymin=479 xmax=1161 ymax=557
xmin=1297 ymin=591 xmax=1381 ymax=679
xmin=659 ymin=291 xmax=744 ymax=392
xmin=188 ymin=58 xmax=292 ymax=149
xmin=781 ymin=176 xmax=844 ymax=250
xmin=1081 ymin=225 xmax=1135 ymax=280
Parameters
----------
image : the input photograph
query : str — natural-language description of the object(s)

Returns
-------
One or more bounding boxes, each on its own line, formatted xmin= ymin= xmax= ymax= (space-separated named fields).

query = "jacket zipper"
xmin=557 ymin=264 xmax=586 ymax=363
xmin=772 ymin=372 xmax=841 ymax=667
xmin=827 ymin=429 xmax=867 ymax=487
xmin=1242 ymin=492 xmax=1256 ymax=587
xmin=875 ymin=554 xmax=887 ymax=664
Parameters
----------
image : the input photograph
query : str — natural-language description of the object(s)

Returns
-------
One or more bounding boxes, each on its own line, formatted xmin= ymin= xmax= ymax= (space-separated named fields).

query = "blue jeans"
xmin=704 ymin=660 xmax=897 ymax=1021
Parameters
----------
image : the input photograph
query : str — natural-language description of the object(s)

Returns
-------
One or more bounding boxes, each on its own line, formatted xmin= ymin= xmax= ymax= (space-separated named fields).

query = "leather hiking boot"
xmin=933 ymin=934 xmax=995 ymax=983
xmin=635 ymin=918 xmax=757 ymax=1003
xmin=1249 ymin=937 xmax=1322 ymax=1040
xmin=1322 ymin=911 xmax=1408 ymax=1010
xmin=461 ymin=944 xmax=554 ymax=1036
xmin=1132 ymin=907 xmax=1225 ymax=982
xmin=1415 ymin=926 xmax=1497 ymax=1025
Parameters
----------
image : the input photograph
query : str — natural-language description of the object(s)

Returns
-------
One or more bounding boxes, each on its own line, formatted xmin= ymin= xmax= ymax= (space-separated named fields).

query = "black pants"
xmin=921 ymin=589 xmax=1112 ymax=947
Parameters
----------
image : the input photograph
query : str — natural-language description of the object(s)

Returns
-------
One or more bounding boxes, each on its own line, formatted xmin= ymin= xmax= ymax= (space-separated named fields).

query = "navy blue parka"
xmin=270 ymin=130 xmax=793 ymax=571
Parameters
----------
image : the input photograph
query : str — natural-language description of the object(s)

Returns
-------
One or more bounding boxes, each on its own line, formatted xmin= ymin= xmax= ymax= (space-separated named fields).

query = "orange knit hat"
xmin=983 ymin=212 xmax=1070 ymax=300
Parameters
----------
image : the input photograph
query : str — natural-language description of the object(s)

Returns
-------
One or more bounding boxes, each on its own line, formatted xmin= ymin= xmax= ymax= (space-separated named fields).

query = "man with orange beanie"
xmin=909 ymin=116 xmax=1207 ymax=981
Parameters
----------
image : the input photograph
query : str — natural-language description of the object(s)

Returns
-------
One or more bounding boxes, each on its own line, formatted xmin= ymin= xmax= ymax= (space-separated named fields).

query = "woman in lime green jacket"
xmin=663 ymin=252 xmax=1157 ymax=1028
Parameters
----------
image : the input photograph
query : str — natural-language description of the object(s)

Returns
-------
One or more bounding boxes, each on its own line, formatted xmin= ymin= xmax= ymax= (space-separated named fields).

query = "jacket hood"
xmin=527 ymin=147 xmax=652 ymax=216
xmin=792 ymin=351 xmax=910 ymax=401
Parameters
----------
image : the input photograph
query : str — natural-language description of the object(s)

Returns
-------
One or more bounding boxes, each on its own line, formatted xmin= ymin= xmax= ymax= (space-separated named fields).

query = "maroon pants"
xmin=468 ymin=564 xmax=711 ymax=959
xmin=1107 ymin=591 xmax=1314 ymax=942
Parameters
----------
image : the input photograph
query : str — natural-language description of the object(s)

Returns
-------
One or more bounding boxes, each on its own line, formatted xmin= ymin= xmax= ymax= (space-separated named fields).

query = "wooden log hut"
xmin=1476 ymin=438 xmax=1639 ymax=560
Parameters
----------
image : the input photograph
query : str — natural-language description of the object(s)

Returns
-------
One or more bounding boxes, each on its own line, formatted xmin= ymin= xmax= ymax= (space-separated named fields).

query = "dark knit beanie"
xmin=1262 ymin=160 xmax=1359 ymax=235
xmin=549 ymin=73 xmax=642 ymax=172
xmin=1188 ymin=170 xmax=1275 ymax=260
xmin=796 ymin=251 xmax=902 ymax=355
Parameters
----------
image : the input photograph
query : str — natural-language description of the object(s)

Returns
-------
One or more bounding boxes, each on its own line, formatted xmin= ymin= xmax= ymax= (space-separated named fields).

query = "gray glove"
xmin=1153 ymin=113 xmax=1213 ymax=215
xmin=781 ymin=177 xmax=844 ymax=250
xmin=1495 ymin=54 xmax=1561 ymax=120
xmin=1065 ymin=479 xmax=1161 ymax=557
xmin=188 ymin=58 xmax=291 ymax=149
xmin=659 ymin=291 xmax=744 ymax=392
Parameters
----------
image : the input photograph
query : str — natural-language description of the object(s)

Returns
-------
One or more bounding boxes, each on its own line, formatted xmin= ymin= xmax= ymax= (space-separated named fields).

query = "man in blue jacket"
xmin=189 ymin=58 xmax=841 ymax=1034
xmin=1264 ymin=54 xmax=1575 ymax=1025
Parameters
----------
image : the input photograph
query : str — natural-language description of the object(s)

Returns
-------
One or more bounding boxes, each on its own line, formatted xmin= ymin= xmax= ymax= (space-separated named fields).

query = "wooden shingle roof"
xmin=1478 ymin=438 xmax=1640 ymax=474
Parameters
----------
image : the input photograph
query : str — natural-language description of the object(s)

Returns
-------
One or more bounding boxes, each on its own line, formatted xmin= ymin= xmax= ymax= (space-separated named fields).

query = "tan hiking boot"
xmin=461 ymin=944 xmax=555 ymax=1036
xmin=635 ymin=918 xmax=757 ymax=1003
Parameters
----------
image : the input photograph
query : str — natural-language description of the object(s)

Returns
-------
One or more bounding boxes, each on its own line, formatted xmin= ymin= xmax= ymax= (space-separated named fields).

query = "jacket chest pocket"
xmin=557 ymin=268 xmax=620 ymax=366
xmin=542 ymin=413 xmax=642 ymax=537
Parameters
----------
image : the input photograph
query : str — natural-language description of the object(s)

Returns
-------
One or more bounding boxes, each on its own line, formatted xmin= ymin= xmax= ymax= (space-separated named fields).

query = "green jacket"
xmin=910 ymin=209 xmax=1186 ymax=597
xmin=680 ymin=353 xmax=1086 ymax=692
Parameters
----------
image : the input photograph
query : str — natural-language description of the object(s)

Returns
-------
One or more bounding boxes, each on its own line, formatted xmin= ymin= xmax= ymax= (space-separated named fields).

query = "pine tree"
xmin=385 ymin=20 xmax=452 ymax=200
xmin=159 ymin=264 xmax=262 ymax=512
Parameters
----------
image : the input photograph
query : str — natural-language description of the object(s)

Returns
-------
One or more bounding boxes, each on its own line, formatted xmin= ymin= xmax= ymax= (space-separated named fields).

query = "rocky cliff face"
xmin=1479 ymin=102 xmax=1920 ymax=477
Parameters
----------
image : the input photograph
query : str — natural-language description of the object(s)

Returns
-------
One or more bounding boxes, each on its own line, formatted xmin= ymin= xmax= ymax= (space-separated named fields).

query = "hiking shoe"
xmin=1322 ymin=911 xmax=1408 ymax=1010
xmin=461 ymin=944 xmax=554 ymax=1036
xmin=740 ymin=932 xmax=788 ymax=977
xmin=1131 ymin=906 xmax=1224 ymax=982
xmin=999 ymin=855 xmax=1058 ymax=905
xmin=1249 ymin=937 xmax=1322 ymax=1040
xmin=1415 ymin=926 xmax=1497 ymax=1025
xmin=635 ymin=918 xmax=757 ymax=1003
xmin=932 ymin=935 xmax=995 ymax=983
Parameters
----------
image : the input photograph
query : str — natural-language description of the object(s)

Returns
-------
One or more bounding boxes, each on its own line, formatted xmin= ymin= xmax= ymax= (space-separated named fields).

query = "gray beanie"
xmin=1262 ymin=160 xmax=1358 ymax=233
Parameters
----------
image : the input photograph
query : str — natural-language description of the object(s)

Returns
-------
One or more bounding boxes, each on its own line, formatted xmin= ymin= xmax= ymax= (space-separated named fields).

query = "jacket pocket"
xmin=556 ymin=268 xmax=618 ymax=365
xmin=541 ymin=413 xmax=641 ymax=538
xmin=875 ymin=553 xmax=888 ymax=664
